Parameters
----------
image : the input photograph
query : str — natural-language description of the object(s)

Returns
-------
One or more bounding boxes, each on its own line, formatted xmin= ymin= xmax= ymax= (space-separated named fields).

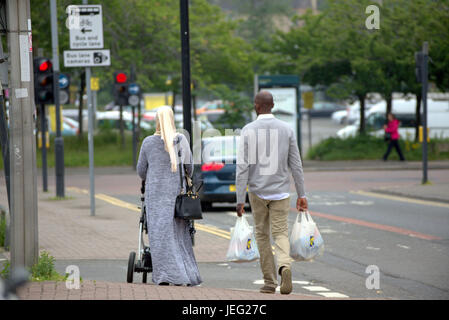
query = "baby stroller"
xmin=126 ymin=180 xmax=197 ymax=284
xmin=127 ymin=180 xmax=152 ymax=283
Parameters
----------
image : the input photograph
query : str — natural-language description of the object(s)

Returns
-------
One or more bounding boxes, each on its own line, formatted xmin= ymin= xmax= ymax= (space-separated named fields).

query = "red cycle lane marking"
xmin=290 ymin=208 xmax=442 ymax=241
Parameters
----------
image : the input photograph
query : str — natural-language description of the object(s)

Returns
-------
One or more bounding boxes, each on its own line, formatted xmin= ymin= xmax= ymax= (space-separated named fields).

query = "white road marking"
xmin=350 ymin=200 xmax=374 ymax=206
xmin=217 ymin=263 xmax=229 ymax=266
xmin=319 ymin=228 xmax=337 ymax=234
xmin=366 ymin=246 xmax=381 ymax=251
xmin=293 ymin=280 xmax=310 ymax=285
xmin=302 ymin=286 xmax=330 ymax=292
xmin=397 ymin=244 xmax=410 ymax=249
xmin=317 ymin=292 xmax=349 ymax=298
xmin=253 ymin=280 xmax=349 ymax=298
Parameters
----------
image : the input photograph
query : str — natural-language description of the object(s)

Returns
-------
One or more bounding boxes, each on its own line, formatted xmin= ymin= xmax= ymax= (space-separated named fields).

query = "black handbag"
xmin=384 ymin=132 xmax=391 ymax=141
xmin=174 ymin=150 xmax=203 ymax=220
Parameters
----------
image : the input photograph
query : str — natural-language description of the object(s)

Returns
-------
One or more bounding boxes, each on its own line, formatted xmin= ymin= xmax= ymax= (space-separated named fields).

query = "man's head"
xmin=254 ymin=91 xmax=274 ymax=115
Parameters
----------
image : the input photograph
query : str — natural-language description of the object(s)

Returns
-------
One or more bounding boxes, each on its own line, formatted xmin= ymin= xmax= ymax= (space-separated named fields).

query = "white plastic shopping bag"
xmin=226 ymin=216 xmax=260 ymax=262
xmin=290 ymin=211 xmax=324 ymax=261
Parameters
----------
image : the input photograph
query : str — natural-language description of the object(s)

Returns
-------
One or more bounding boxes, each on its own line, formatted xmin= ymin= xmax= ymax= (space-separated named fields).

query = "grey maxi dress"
xmin=137 ymin=133 xmax=202 ymax=286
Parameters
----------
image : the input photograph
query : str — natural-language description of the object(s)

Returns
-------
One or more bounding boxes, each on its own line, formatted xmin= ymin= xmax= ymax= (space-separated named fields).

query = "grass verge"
xmin=306 ymin=135 xmax=449 ymax=161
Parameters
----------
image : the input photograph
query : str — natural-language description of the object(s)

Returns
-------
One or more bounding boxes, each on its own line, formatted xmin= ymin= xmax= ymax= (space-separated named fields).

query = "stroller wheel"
xmin=127 ymin=251 xmax=136 ymax=283
xmin=142 ymin=272 xmax=147 ymax=283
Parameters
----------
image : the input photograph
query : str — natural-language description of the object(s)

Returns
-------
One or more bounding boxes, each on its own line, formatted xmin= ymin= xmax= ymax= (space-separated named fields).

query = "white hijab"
xmin=153 ymin=106 xmax=178 ymax=172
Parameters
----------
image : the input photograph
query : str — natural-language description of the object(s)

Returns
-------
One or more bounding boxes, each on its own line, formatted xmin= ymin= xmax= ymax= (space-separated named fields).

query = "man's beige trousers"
xmin=249 ymin=192 xmax=293 ymax=289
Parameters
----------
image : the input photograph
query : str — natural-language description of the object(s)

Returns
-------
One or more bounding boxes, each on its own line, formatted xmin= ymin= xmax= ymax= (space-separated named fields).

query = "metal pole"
xmin=180 ymin=0 xmax=192 ymax=147
xmin=132 ymin=105 xmax=136 ymax=170
xmin=40 ymin=104 xmax=48 ymax=192
xmin=296 ymin=86 xmax=302 ymax=156
xmin=86 ymin=67 xmax=95 ymax=216
xmin=82 ymin=0 xmax=95 ymax=215
xmin=308 ymin=109 xmax=312 ymax=150
xmin=422 ymin=42 xmax=428 ymax=184
xmin=180 ymin=0 xmax=194 ymax=246
xmin=50 ymin=0 xmax=65 ymax=198
xmin=7 ymin=0 xmax=39 ymax=270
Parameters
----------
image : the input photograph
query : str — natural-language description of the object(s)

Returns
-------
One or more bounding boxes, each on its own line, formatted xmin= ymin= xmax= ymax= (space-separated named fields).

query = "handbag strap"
xmin=177 ymin=140 xmax=190 ymax=194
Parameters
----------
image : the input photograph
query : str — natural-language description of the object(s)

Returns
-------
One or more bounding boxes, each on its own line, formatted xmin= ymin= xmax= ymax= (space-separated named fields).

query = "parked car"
xmin=96 ymin=111 xmax=153 ymax=131
xmin=337 ymin=99 xmax=449 ymax=139
xmin=199 ymin=135 xmax=247 ymax=210
xmin=301 ymin=101 xmax=346 ymax=118
xmin=331 ymin=101 xmax=374 ymax=125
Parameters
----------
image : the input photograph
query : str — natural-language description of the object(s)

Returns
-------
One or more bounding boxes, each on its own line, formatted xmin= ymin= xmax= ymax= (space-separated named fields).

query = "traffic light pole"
xmin=50 ymin=0 xmax=65 ymax=198
xmin=7 ymin=0 xmax=39 ymax=270
xmin=82 ymin=0 xmax=95 ymax=216
xmin=40 ymin=104 xmax=48 ymax=192
xmin=180 ymin=0 xmax=194 ymax=246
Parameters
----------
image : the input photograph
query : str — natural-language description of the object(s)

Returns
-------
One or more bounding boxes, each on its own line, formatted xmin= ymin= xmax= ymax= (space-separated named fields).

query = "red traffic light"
xmin=39 ymin=60 xmax=52 ymax=72
xmin=115 ymin=73 xmax=127 ymax=83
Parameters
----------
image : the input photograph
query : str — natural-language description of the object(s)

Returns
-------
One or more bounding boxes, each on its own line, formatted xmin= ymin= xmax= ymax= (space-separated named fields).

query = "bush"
xmin=306 ymin=135 xmax=449 ymax=161
xmin=0 ymin=260 xmax=10 ymax=279
xmin=30 ymin=251 xmax=66 ymax=282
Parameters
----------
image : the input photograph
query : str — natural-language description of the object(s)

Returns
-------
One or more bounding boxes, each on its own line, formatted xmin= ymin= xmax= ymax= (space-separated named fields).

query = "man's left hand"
xmin=236 ymin=203 xmax=245 ymax=217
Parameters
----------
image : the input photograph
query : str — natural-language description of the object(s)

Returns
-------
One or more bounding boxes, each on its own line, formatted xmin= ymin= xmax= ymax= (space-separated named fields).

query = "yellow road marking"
xmin=351 ymin=190 xmax=449 ymax=209
xmin=67 ymin=187 xmax=232 ymax=240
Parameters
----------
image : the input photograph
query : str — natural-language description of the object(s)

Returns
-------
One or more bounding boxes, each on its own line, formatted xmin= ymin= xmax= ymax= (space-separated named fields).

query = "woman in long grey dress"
xmin=137 ymin=106 xmax=202 ymax=286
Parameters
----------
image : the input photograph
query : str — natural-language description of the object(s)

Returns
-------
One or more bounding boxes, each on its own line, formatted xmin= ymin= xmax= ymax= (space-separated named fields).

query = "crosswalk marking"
xmin=317 ymin=292 xmax=349 ymax=298
xmin=302 ymin=286 xmax=330 ymax=292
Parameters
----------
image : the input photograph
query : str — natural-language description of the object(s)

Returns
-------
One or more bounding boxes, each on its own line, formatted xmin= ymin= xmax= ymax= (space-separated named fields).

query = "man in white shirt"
xmin=236 ymin=91 xmax=308 ymax=294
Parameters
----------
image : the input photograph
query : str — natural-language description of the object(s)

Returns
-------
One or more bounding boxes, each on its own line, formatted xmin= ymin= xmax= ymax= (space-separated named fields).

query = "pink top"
xmin=385 ymin=119 xmax=400 ymax=140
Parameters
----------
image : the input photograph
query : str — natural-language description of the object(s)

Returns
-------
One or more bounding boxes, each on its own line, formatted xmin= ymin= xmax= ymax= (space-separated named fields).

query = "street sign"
xmin=63 ymin=49 xmax=110 ymax=67
xmin=68 ymin=5 xmax=103 ymax=49
xmin=91 ymin=77 xmax=100 ymax=91
xmin=302 ymin=92 xmax=314 ymax=109
xmin=128 ymin=83 xmax=140 ymax=95
xmin=59 ymin=73 xmax=69 ymax=89
xmin=128 ymin=95 xmax=140 ymax=106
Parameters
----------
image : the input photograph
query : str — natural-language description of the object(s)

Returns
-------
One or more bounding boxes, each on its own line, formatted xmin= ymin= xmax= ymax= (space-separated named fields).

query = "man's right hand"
xmin=297 ymin=197 xmax=308 ymax=212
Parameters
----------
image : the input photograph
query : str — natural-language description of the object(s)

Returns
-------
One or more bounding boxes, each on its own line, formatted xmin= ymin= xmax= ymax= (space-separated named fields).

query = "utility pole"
xmin=50 ymin=0 xmax=65 ymax=197
xmin=7 ymin=0 xmax=39 ymax=270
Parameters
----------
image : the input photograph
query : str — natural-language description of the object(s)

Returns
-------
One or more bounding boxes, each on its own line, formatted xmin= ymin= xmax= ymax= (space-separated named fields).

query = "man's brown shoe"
xmin=259 ymin=286 xmax=276 ymax=294
xmin=280 ymin=268 xmax=292 ymax=295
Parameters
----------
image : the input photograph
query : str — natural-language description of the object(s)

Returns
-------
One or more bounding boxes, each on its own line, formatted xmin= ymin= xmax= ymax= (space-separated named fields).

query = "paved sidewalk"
xmin=370 ymin=182 xmax=449 ymax=204
xmin=17 ymin=280 xmax=324 ymax=300
xmin=0 ymin=186 xmax=228 ymax=262
xmin=1 ymin=183 xmax=332 ymax=300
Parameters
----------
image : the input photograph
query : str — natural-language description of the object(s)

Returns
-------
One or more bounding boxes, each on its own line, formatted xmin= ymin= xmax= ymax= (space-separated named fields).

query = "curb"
xmin=369 ymin=189 xmax=449 ymax=205
xmin=303 ymin=162 xmax=449 ymax=172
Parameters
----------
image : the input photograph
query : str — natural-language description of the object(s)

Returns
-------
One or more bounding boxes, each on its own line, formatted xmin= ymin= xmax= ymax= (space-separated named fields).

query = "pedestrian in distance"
xmin=383 ymin=112 xmax=405 ymax=161
xmin=137 ymin=106 xmax=202 ymax=287
xmin=235 ymin=91 xmax=308 ymax=295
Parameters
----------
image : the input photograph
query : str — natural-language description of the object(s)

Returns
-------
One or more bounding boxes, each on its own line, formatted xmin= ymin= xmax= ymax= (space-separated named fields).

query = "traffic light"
xmin=113 ymin=72 xmax=129 ymax=106
xmin=34 ymin=57 xmax=54 ymax=105
xmin=58 ymin=73 xmax=71 ymax=105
